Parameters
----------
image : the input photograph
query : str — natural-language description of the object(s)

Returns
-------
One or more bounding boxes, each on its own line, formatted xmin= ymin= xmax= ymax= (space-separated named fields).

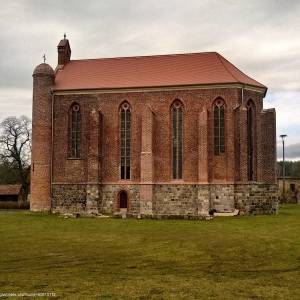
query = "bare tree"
xmin=0 ymin=116 xmax=31 ymax=198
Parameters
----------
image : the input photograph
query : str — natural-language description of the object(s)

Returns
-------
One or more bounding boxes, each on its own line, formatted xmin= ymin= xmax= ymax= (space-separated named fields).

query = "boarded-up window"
xmin=120 ymin=102 xmax=131 ymax=179
xmin=172 ymin=100 xmax=183 ymax=179
xmin=69 ymin=103 xmax=81 ymax=158
xmin=214 ymin=99 xmax=225 ymax=155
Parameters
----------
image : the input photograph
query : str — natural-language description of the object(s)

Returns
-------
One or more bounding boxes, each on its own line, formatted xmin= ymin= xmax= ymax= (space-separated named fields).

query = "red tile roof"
xmin=54 ymin=52 xmax=266 ymax=91
xmin=0 ymin=185 xmax=21 ymax=195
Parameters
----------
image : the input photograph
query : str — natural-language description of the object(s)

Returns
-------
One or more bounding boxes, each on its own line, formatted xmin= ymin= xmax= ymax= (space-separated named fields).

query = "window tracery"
xmin=69 ymin=103 xmax=81 ymax=158
xmin=172 ymin=100 xmax=183 ymax=179
xmin=214 ymin=99 xmax=225 ymax=155
xmin=120 ymin=102 xmax=131 ymax=179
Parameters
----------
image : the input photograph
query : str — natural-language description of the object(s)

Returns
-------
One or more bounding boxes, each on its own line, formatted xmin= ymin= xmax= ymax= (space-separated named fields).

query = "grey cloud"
xmin=0 ymin=0 xmax=300 ymax=152
xmin=1 ymin=0 xmax=299 ymax=89
xmin=277 ymin=143 xmax=300 ymax=160
xmin=0 ymin=89 xmax=31 ymax=120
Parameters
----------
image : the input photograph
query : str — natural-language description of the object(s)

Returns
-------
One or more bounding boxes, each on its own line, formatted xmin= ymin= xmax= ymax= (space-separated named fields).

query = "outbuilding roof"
xmin=0 ymin=185 xmax=22 ymax=196
xmin=54 ymin=52 xmax=266 ymax=91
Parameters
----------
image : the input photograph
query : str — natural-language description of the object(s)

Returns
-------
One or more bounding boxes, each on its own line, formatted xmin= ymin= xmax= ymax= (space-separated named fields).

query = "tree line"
xmin=0 ymin=116 xmax=31 ymax=199
xmin=277 ymin=161 xmax=300 ymax=178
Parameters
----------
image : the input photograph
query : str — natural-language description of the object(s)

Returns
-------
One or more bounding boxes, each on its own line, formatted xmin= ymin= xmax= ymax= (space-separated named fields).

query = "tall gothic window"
xmin=247 ymin=100 xmax=255 ymax=181
xmin=172 ymin=100 xmax=183 ymax=179
xmin=214 ymin=99 xmax=225 ymax=155
xmin=69 ymin=103 xmax=81 ymax=158
xmin=120 ymin=102 xmax=131 ymax=179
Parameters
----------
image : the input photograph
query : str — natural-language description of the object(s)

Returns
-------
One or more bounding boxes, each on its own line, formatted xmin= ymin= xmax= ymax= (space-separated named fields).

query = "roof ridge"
xmin=55 ymin=51 xmax=266 ymax=90
xmin=216 ymin=53 xmax=266 ymax=88
xmin=215 ymin=53 xmax=240 ymax=83
xmin=70 ymin=51 xmax=218 ymax=62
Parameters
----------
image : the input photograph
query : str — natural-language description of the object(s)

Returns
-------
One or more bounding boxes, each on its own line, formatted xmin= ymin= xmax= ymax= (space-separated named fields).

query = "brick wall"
xmin=52 ymin=88 xmax=263 ymax=185
xmin=32 ymin=80 xmax=278 ymax=216
xmin=259 ymin=109 xmax=277 ymax=183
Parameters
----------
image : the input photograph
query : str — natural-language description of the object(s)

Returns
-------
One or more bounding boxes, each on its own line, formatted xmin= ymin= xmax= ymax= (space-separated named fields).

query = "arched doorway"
xmin=119 ymin=191 xmax=128 ymax=209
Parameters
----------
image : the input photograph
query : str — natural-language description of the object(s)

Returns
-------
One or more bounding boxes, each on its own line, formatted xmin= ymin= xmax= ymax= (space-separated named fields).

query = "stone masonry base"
xmin=51 ymin=183 xmax=278 ymax=217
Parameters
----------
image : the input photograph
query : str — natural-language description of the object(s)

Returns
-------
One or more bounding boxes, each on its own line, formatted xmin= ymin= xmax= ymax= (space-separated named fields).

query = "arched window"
xmin=120 ymin=102 xmax=131 ymax=179
xmin=247 ymin=100 xmax=255 ymax=181
xmin=69 ymin=103 xmax=81 ymax=158
xmin=213 ymin=99 xmax=225 ymax=155
xmin=172 ymin=100 xmax=183 ymax=179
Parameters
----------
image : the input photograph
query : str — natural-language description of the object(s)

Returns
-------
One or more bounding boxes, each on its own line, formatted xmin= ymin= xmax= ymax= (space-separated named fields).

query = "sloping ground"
xmin=0 ymin=205 xmax=299 ymax=299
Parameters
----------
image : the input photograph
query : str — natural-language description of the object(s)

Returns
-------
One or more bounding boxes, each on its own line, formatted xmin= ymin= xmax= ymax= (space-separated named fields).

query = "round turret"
xmin=31 ymin=62 xmax=54 ymax=212
xmin=33 ymin=63 xmax=54 ymax=77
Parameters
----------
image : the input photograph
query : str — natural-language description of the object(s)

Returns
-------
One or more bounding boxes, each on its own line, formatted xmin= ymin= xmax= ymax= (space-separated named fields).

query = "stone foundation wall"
xmin=153 ymin=184 xmax=208 ymax=217
xmin=278 ymin=179 xmax=300 ymax=204
xmin=101 ymin=184 xmax=141 ymax=215
xmin=210 ymin=185 xmax=235 ymax=212
xmin=86 ymin=184 xmax=100 ymax=214
xmin=51 ymin=183 xmax=278 ymax=216
xmin=52 ymin=184 xmax=87 ymax=213
xmin=153 ymin=184 xmax=198 ymax=216
xmin=235 ymin=183 xmax=278 ymax=215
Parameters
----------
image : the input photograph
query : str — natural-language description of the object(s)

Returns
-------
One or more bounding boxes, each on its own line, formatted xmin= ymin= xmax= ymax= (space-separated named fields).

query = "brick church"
xmin=31 ymin=37 xmax=278 ymax=217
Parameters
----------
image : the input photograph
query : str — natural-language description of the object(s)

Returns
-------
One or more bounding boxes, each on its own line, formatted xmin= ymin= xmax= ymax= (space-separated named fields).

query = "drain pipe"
xmin=241 ymin=85 xmax=245 ymax=107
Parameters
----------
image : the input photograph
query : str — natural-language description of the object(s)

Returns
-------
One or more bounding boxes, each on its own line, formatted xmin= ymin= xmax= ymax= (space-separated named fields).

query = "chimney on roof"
xmin=57 ymin=34 xmax=71 ymax=66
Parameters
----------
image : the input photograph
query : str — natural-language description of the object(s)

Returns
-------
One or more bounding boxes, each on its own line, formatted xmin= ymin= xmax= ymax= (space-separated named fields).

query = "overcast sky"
xmin=0 ymin=0 xmax=299 ymax=159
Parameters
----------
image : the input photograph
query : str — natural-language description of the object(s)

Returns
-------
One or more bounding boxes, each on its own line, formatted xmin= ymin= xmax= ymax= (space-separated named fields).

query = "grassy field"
xmin=0 ymin=205 xmax=299 ymax=299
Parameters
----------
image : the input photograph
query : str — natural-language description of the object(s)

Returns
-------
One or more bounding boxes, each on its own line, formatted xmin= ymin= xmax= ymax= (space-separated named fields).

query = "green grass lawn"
xmin=0 ymin=205 xmax=299 ymax=299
